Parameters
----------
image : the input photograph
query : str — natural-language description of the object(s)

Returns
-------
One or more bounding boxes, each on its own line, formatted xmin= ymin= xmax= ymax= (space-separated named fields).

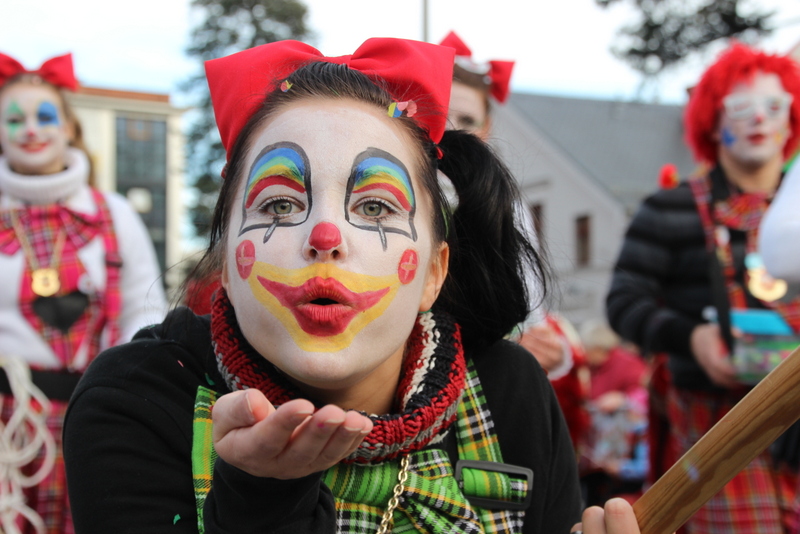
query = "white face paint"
xmin=222 ymin=98 xmax=447 ymax=394
xmin=0 ymin=83 xmax=72 ymax=175
xmin=716 ymin=72 xmax=792 ymax=169
xmin=447 ymin=81 xmax=490 ymax=139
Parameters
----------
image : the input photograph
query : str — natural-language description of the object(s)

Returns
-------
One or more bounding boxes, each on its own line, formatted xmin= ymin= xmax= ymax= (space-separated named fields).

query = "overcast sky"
xmin=2 ymin=0 xmax=800 ymax=105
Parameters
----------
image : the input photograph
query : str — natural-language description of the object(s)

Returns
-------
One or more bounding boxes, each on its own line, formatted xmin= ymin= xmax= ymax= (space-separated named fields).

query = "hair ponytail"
xmin=436 ymin=130 xmax=548 ymax=349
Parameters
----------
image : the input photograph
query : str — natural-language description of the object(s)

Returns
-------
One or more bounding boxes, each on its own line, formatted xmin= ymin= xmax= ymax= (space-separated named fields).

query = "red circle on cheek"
xmin=398 ymin=249 xmax=418 ymax=285
xmin=235 ymin=240 xmax=256 ymax=279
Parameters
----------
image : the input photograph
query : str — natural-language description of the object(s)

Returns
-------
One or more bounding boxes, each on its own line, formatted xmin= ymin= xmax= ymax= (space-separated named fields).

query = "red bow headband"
xmin=0 ymin=52 xmax=78 ymax=92
xmin=439 ymin=31 xmax=514 ymax=104
xmin=205 ymin=38 xmax=455 ymax=158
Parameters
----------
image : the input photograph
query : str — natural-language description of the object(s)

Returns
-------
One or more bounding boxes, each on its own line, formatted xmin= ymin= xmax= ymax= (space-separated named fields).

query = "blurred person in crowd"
xmin=578 ymin=319 xmax=649 ymax=507
xmin=440 ymin=31 xmax=591 ymax=451
xmin=607 ymin=44 xmax=800 ymax=534
xmin=0 ymin=52 xmax=166 ymax=533
xmin=520 ymin=313 xmax=591 ymax=451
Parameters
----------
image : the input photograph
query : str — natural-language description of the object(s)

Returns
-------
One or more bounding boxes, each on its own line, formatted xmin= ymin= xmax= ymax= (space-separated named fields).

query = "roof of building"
xmin=507 ymin=92 xmax=698 ymax=213
xmin=77 ymin=86 xmax=170 ymax=103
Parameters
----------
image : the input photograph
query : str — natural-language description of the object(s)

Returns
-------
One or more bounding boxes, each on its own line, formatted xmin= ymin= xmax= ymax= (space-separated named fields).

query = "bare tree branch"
xmin=596 ymin=0 xmax=774 ymax=77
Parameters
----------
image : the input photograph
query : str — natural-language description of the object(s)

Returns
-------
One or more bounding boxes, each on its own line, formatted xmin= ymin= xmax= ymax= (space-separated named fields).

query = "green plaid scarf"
xmin=191 ymin=386 xmax=217 ymax=533
xmin=192 ymin=361 xmax=530 ymax=533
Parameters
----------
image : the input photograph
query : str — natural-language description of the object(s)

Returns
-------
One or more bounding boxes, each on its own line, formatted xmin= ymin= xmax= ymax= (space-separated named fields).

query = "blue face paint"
xmin=37 ymin=101 xmax=60 ymax=127
xmin=721 ymin=127 xmax=736 ymax=147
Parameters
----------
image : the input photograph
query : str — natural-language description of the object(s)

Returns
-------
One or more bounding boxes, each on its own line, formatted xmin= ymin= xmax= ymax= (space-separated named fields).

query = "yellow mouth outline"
xmin=248 ymin=262 xmax=401 ymax=352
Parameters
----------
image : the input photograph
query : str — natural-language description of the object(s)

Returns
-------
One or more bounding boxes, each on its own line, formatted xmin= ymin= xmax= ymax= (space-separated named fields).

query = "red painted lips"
xmin=258 ymin=276 xmax=389 ymax=336
xmin=19 ymin=141 xmax=50 ymax=153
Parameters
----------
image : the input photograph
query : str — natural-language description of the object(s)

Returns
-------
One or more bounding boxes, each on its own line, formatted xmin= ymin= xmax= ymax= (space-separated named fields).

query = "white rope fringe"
xmin=0 ymin=356 xmax=57 ymax=534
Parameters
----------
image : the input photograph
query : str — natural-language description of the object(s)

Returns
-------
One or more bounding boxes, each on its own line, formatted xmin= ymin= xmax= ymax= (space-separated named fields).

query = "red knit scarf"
xmin=210 ymin=289 xmax=467 ymax=464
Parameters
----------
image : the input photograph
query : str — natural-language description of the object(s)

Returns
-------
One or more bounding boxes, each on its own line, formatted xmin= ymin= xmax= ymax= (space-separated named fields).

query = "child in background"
xmin=579 ymin=319 xmax=649 ymax=506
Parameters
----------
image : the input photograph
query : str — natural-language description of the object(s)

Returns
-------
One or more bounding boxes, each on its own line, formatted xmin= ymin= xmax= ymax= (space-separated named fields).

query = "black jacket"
xmin=606 ymin=166 xmax=754 ymax=391
xmin=64 ymin=307 xmax=582 ymax=533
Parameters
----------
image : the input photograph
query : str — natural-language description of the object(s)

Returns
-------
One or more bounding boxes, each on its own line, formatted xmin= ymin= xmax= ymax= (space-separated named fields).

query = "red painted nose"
xmin=308 ymin=222 xmax=341 ymax=251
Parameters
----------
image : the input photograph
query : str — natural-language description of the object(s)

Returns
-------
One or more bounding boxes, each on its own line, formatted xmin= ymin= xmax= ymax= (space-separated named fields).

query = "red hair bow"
xmin=205 ymin=38 xmax=455 ymax=157
xmin=0 ymin=52 xmax=78 ymax=91
xmin=439 ymin=31 xmax=514 ymax=104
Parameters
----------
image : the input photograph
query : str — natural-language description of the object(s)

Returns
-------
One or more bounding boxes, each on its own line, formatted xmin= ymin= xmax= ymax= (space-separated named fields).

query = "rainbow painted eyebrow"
xmin=351 ymin=155 xmax=415 ymax=212
xmin=245 ymin=144 xmax=308 ymax=209
xmin=345 ymin=148 xmax=417 ymax=250
xmin=239 ymin=142 xmax=312 ymax=242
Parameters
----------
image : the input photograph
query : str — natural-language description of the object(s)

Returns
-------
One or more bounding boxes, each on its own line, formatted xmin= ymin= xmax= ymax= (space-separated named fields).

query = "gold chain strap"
xmin=376 ymin=455 xmax=410 ymax=534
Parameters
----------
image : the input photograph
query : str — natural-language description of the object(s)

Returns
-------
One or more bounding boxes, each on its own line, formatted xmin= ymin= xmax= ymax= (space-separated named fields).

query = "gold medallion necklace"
xmin=8 ymin=209 xmax=66 ymax=297
xmin=745 ymin=251 xmax=788 ymax=303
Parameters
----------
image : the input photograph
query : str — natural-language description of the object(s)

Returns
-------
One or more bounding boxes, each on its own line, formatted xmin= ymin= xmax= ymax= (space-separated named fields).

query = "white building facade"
xmin=66 ymin=87 xmax=185 ymax=290
xmin=491 ymin=93 xmax=696 ymax=326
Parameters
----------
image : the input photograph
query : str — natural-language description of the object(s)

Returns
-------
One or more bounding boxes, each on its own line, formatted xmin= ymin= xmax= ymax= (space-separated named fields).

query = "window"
xmin=115 ymin=117 xmax=167 ymax=184
xmin=575 ymin=215 xmax=590 ymax=267
xmin=116 ymin=117 xmax=168 ymax=271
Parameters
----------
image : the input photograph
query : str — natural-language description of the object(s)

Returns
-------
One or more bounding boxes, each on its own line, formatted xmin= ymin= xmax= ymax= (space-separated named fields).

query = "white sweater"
xmin=0 ymin=149 xmax=167 ymax=369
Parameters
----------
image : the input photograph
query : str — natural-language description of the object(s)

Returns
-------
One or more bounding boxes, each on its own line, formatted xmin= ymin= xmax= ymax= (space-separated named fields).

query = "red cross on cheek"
xmin=236 ymin=240 xmax=256 ymax=279
xmin=398 ymin=249 xmax=418 ymax=285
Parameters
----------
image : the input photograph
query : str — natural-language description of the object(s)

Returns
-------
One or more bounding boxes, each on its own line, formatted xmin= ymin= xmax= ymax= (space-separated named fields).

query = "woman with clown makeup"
xmin=0 ymin=53 xmax=166 ymax=533
xmin=63 ymin=39 xmax=642 ymax=533
xmin=608 ymin=44 xmax=800 ymax=534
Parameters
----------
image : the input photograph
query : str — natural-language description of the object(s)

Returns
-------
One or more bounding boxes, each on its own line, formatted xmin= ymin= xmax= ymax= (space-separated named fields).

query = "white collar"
xmin=0 ymin=148 xmax=89 ymax=205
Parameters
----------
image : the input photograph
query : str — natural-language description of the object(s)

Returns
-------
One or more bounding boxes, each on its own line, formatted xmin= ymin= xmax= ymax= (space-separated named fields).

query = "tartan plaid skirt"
xmin=1 ymin=394 xmax=74 ymax=534
xmin=667 ymin=387 xmax=797 ymax=534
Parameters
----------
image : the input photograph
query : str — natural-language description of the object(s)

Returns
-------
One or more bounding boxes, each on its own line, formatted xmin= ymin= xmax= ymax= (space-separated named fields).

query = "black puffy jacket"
xmin=606 ymin=166 xmax=754 ymax=391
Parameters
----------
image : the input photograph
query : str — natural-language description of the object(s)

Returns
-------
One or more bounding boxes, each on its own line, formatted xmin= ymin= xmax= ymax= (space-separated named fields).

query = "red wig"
xmin=684 ymin=43 xmax=800 ymax=164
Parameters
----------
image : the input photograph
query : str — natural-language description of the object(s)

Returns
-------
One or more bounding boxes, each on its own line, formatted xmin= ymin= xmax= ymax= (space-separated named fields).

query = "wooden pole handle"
xmin=633 ymin=344 xmax=800 ymax=534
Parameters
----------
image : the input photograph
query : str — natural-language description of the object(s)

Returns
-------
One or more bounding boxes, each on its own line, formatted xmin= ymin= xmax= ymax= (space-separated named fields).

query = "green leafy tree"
xmin=183 ymin=0 xmax=311 ymax=237
xmin=596 ymin=0 xmax=774 ymax=77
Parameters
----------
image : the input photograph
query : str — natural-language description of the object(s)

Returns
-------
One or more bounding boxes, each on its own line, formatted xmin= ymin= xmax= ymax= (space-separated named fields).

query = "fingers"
xmin=213 ymin=391 xmax=373 ymax=479
xmin=213 ymin=392 xmax=314 ymax=475
xmin=212 ymin=389 xmax=278 ymax=442
xmin=704 ymin=348 xmax=738 ymax=387
xmin=579 ymin=499 xmax=641 ymax=534
xmin=708 ymin=361 xmax=739 ymax=388
xmin=690 ymin=324 xmax=740 ymax=388
xmin=603 ymin=498 xmax=640 ymax=534
xmin=274 ymin=405 xmax=371 ymax=475
xmin=581 ymin=505 xmax=607 ymax=534
xmin=520 ymin=325 xmax=566 ymax=372
xmin=255 ymin=398 xmax=318 ymax=453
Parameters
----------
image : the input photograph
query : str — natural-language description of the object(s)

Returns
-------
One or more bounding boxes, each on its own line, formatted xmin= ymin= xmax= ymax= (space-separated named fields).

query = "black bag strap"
xmin=708 ymin=250 xmax=735 ymax=353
